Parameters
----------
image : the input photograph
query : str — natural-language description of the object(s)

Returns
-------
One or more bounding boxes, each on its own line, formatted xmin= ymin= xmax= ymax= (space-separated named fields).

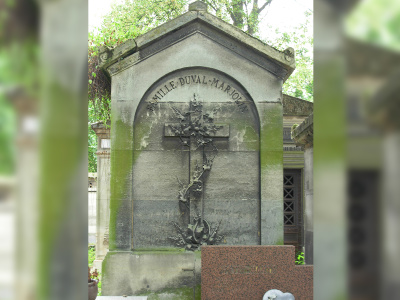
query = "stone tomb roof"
xmin=99 ymin=1 xmax=296 ymax=82
xmin=282 ymin=94 xmax=313 ymax=116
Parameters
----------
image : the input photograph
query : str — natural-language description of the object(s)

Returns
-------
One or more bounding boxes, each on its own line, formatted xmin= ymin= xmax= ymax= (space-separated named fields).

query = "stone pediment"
xmin=99 ymin=1 xmax=295 ymax=82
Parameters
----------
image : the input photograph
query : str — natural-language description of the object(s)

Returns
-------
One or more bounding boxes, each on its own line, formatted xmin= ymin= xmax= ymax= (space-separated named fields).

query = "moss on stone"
xmin=109 ymin=108 xmax=155 ymax=249
xmin=109 ymin=119 xmax=134 ymax=250
xmin=260 ymin=103 xmax=283 ymax=171
xmin=194 ymin=251 xmax=202 ymax=260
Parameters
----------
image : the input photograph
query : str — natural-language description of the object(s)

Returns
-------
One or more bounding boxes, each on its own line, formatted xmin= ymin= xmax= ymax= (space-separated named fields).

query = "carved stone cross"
xmin=164 ymin=95 xmax=230 ymax=226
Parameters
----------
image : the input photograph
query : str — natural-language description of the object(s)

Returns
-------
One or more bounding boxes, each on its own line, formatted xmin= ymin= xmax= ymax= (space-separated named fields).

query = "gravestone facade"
xmin=132 ymin=68 xmax=260 ymax=249
xmin=99 ymin=1 xmax=295 ymax=297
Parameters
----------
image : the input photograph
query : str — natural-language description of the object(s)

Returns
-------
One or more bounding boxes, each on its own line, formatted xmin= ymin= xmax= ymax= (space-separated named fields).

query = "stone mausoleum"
xmin=94 ymin=1 xmax=313 ymax=297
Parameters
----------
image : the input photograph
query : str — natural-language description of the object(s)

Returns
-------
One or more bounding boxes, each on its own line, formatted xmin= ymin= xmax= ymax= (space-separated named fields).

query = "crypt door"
xmin=132 ymin=68 xmax=260 ymax=249
xmin=283 ymin=169 xmax=303 ymax=250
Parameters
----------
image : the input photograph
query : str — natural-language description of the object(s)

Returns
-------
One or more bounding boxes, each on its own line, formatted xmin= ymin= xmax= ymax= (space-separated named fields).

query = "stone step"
xmin=97 ymin=297 xmax=148 ymax=300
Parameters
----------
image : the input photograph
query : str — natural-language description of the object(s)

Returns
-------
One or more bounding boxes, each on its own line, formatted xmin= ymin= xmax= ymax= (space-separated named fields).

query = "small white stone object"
xmin=263 ymin=289 xmax=295 ymax=300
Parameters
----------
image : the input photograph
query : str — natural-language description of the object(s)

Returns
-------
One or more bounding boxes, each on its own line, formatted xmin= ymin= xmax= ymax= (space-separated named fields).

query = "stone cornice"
xmin=282 ymin=94 xmax=313 ymax=116
xmin=292 ymin=113 xmax=313 ymax=149
xmin=368 ymin=69 xmax=400 ymax=132
xmin=91 ymin=121 xmax=111 ymax=138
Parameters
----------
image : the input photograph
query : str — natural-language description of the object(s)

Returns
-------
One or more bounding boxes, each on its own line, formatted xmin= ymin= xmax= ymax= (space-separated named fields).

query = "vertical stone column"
xmin=369 ymin=72 xmax=400 ymax=298
xmin=9 ymin=90 xmax=39 ymax=300
xmin=108 ymin=98 xmax=135 ymax=251
xmin=314 ymin=1 xmax=347 ymax=298
xmin=303 ymin=147 xmax=313 ymax=263
xmin=292 ymin=114 xmax=313 ymax=264
xmin=258 ymin=101 xmax=284 ymax=245
xmin=381 ymin=133 xmax=400 ymax=298
xmin=91 ymin=122 xmax=111 ymax=270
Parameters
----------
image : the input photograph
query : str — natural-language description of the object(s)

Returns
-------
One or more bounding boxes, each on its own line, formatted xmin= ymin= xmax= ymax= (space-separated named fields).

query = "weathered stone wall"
xmin=101 ymin=1 xmax=294 ymax=296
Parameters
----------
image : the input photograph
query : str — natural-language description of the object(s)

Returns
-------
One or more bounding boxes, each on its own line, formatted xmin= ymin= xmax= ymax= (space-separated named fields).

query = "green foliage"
xmin=0 ymin=40 xmax=39 ymax=175
xmin=88 ymin=0 xmax=187 ymax=109
xmin=98 ymin=0 xmax=188 ymax=44
xmin=88 ymin=245 xmax=96 ymax=267
xmin=203 ymin=0 xmax=273 ymax=36
xmin=87 ymin=96 xmax=111 ymax=173
xmin=88 ymin=125 xmax=97 ymax=173
xmin=97 ymin=276 xmax=102 ymax=296
xmin=0 ymin=40 xmax=39 ymax=96
xmin=88 ymin=246 xmax=102 ymax=295
xmin=0 ymin=95 xmax=16 ymax=175
xmin=88 ymin=1 xmax=189 ymax=172
xmin=265 ymin=11 xmax=313 ymax=101
xmin=295 ymin=251 xmax=305 ymax=265
xmin=346 ymin=0 xmax=400 ymax=51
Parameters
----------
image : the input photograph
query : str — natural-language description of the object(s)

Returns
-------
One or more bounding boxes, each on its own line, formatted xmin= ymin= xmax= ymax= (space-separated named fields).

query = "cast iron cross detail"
xmin=164 ymin=94 xmax=229 ymax=224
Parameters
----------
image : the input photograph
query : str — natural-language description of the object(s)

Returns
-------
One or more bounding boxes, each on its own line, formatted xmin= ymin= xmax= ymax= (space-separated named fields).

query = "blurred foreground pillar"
xmin=9 ymin=89 xmax=39 ymax=300
xmin=314 ymin=0 xmax=347 ymax=299
xmin=38 ymin=0 xmax=88 ymax=299
xmin=369 ymin=72 xmax=400 ymax=299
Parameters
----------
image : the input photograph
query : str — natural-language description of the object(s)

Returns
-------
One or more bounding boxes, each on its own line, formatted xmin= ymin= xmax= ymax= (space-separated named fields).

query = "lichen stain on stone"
xmin=229 ymin=115 xmax=259 ymax=151
xmin=109 ymin=119 xmax=134 ymax=250
xmin=140 ymin=121 xmax=155 ymax=150
xmin=110 ymin=113 xmax=154 ymax=249
xmin=260 ymin=104 xmax=283 ymax=171
xmin=230 ymin=129 xmax=245 ymax=149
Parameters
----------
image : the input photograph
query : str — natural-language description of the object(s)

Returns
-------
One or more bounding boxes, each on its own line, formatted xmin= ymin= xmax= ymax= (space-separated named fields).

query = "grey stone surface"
xmin=263 ymin=289 xmax=295 ymax=300
xmin=132 ymin=200 xmax=184 ymax=248
xmin=292 ymin=113 xmax=313 ymax=148
xmin=97 ymin=297 xmax=148 ymax=300
xmin=204 ymin=151 xmax=259 ymax=200
xmin=103 ymin=2 xmax=288 ymax=296
xmin=304 ymin=147 xmax=313 ymax=264
xmin=258 ymin=102 xmax=283 ymax=245
xmin=282 ymin=94 xmax=313 ymax=116
xmin=102 ymin=252 xmax=199 ymax=296
xmin=189 ymin=1 xmax=207 ymax=11
xmin=98 ymin=39 xmax=137 ymax=71
xmin=129 ymin=67 xmax=262 ymax=249
xmin=110 ymin=34 xmax=282 ymax=106
xmin=132 ymin=151 xmax=189 ymax=200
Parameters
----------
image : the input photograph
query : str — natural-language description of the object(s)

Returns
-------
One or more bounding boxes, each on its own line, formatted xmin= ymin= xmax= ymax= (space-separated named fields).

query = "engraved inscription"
xmin=147 ymin=74 xmax=249 ymax=112
xmin=220 ymin=265 xmax=275 ymax=275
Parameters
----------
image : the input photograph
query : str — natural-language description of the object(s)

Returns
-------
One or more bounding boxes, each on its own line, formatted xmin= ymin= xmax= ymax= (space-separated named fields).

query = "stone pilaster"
xmin=292 ymin=113 xmax=313 ymax=264
xmin=91 ymin=121 xmax=111 ymax=271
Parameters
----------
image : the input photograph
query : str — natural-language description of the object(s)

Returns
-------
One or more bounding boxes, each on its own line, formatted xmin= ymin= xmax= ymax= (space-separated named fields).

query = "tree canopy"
xmin=203 ymin=0 xmax=273 ymax=35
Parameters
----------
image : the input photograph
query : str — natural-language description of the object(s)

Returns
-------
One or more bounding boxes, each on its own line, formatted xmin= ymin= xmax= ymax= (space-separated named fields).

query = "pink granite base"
xmin=201 ymin=246 xmax=313 ymax=300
